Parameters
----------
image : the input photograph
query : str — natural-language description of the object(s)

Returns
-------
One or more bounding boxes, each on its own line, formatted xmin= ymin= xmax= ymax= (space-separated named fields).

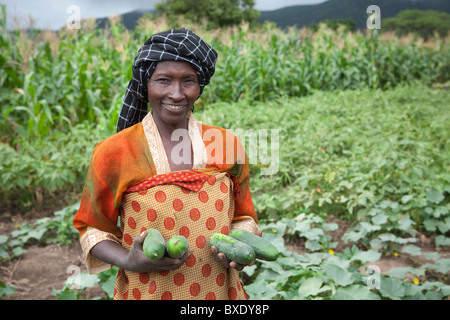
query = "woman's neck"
xmin=152 ymin=112 xmax=189 ymax=142
xmin=151 ymin=112 xmax=193 ymax=171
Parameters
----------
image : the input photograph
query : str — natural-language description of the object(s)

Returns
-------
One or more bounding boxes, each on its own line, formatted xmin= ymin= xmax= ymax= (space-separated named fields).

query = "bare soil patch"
xmin=0 ymin=205 xmax=106 ymax=300
xmin=0 ymin=241 xmax=106 ymax=300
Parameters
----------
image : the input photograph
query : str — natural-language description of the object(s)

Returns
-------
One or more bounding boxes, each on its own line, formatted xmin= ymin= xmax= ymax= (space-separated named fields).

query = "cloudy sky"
xmin=1 ymin=0 xmax=328 ymax=29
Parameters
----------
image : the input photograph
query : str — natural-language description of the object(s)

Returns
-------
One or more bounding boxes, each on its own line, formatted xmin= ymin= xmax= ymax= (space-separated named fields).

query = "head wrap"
xmin=116 ymin=28 xmax=218 ymax=132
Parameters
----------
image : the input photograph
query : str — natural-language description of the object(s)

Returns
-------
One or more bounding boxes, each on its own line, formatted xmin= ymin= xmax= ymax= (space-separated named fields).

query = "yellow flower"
xmin=328 ymin=249 xmax=335 ymax=255
xmin=413 ymin=278 xmax=419 ymax=284
xmin=394 ymin=252 xmax=398 ymax=257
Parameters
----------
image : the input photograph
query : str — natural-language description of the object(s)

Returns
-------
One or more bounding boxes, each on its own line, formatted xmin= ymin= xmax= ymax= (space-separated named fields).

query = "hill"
xmin=95 ymin=9 xmax=155 ymax=30
xmin=259 ymin=0 xmax=450 ymax=29
xmin=92 ymin=0 xmax=450 ymax=31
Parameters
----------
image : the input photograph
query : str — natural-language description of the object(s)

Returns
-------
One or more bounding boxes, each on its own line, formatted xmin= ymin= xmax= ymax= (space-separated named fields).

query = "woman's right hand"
xmin=125 ymin=231 xmax=192 ymax=273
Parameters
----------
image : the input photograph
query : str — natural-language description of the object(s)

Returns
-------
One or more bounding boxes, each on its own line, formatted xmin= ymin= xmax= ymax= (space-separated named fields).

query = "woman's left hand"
xmin=210 ymin=228 xmax=262 ymax=271
xmin=210 ymin=246 xmax=255 ymax=271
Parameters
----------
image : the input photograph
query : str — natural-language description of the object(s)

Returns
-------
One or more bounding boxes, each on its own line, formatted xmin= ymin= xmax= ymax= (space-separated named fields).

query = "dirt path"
xmin=0 ymin=242 xmax=106 ymax=300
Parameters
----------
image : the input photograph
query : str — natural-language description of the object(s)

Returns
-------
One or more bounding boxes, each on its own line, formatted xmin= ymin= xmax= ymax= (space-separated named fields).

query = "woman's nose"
xmin=168 ymin=82 xmax=184 ymax=101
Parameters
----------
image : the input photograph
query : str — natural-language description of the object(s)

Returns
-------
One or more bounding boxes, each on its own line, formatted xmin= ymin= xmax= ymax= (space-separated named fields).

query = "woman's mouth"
xmin=163 ymin=103 xmax=186 ymax=111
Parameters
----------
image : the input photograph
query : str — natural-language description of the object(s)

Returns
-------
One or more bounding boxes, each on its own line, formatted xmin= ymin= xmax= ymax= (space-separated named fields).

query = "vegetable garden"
xmin=0 ymin=5 xmax=449 ymax=300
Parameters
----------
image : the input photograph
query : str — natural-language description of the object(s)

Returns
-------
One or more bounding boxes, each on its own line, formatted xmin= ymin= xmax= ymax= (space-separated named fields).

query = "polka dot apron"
xmin=113 ymin=170 xmax=248 ymax=300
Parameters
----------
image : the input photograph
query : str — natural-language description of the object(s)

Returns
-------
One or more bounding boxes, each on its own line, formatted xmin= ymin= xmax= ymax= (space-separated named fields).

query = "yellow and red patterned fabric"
xmin=115 ymin=170 xmax=247 ymax=300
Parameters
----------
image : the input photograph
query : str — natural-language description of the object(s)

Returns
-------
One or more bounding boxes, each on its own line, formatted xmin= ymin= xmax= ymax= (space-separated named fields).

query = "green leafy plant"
xmin=52 ymin=267 xmax=118 ymax=300
xmin=0 ymin=123 xmax=110 ymax=207
xmin=0 ymin=281 xmax=16 ymax=299
xmin=243 ymin=215 xmax=450 ymax=300
xmin=1 ymin=203 xmax=80 ymax=261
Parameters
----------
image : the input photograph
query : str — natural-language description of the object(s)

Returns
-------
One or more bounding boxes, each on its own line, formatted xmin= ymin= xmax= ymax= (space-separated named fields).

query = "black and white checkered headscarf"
xmin=116 ymin=28 xmax=218 ymax=132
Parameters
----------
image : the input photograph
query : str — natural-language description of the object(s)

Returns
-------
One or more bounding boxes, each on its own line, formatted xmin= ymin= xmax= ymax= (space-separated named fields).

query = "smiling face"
xmin=147 ymin=61 xmax=200 ymax=130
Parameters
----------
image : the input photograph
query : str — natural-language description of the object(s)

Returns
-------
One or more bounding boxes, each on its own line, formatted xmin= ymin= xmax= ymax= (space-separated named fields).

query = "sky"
xmin=1 ymin=0 xmax=328 ymax=30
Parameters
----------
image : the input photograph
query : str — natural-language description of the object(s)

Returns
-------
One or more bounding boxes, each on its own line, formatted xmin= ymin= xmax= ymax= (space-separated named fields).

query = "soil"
xmin=0 ymin=203 xmax=107 ymax=300
xmin=0 ymin=209 xmax=448 ymax=300
xmin=0 ymin=242 xmax=105 ymax=300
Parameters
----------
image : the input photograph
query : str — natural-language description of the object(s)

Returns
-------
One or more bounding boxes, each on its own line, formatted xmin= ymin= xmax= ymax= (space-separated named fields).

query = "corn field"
xmin=1 ymin=4 xmax=449 ymax=143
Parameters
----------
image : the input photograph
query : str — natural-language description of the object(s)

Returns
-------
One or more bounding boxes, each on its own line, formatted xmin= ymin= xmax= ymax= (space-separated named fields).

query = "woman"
xmin=73 ymin=28 xmax=259 ymax=300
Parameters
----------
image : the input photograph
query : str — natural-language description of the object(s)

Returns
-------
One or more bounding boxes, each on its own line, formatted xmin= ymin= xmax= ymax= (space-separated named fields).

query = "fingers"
xmin=135 ymin=231 xmax=147 ymax=244
xmin=176 ymin=251 xmax=192 ymax=266
xmin=152 ymin=249 xmax=193 ymax=271
xmin=156 ymin=257 xmax=182 ymax=269
xmin=210 ymin=246 xmax=252 ymax=271
xmin=181 ymin=250 xmax=193 ymax=263
xmin=211 ymin=246 xmax=228 ymax=264
xmin=229 ymin=261 xmax=245 ymax=271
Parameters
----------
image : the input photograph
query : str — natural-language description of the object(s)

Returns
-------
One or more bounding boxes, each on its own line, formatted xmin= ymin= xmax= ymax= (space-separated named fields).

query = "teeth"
xmin=165 ymin=104 xmax=185 ymax=110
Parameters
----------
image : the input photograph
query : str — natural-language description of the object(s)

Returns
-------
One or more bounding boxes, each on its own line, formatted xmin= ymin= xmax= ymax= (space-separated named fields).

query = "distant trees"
xmin=305 ymin=10 xmax=449 ymax=40
xmin=153 ymin=2 xmax=449 ymax=38
xmin=383 ymin=10 xmax=450 ymax=40
xmin=155 ymin=0 xmax=260 ymax=29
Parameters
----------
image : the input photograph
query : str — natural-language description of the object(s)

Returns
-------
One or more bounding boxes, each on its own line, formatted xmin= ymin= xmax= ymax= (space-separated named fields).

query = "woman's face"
xmin=147 ymin=61 xmax=200 ymax=128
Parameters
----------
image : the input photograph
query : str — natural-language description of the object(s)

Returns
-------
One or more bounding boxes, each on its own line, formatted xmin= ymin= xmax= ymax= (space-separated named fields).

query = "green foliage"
xmin=52 ymin=266 xmax=118 ymax=300
xmin=383 ymin=9 xmax=450 ymax=40
xmin=308 ymin=19 xmax=356 ymax=32
xmin=1 ymin=5 xmax=130 ymax=142
xmin=203 ymin=23 xmax=449 ymax=104
xmin=0 ymin=202 xmax=80 ymax=261
xmin=343 ymin=190 xmax=450 ymax=251
xmin=2 ymin=5 xmax=448 ymax=204
xmin=198 ymin=85 xmax=450 ymax=230
xmin=1 ymin=3 xmax=449 ymax=300
xmin=155 ymin=0 xmax=260 ymax=29
xmin=0 ymin=281 xmax=16 ymax=298
xmin=242 ymin=214 xmax=450 ymax=300
xmin=1 ymin=5 xmax=448 ymax=145
xmin=0 ymin=123 xmax=110 ymax=206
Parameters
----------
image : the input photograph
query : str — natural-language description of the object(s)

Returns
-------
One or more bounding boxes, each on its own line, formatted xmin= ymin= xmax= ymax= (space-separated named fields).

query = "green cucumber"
xmin=209 ymin=233 xmax=255 ymax=265
xmin=143 ymin=229 xmax=166 ymax=260
xmin=166 ymin=235 xmax=189 ymax=259
xmin=229 ymin=228 xmax=279 ymax=261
